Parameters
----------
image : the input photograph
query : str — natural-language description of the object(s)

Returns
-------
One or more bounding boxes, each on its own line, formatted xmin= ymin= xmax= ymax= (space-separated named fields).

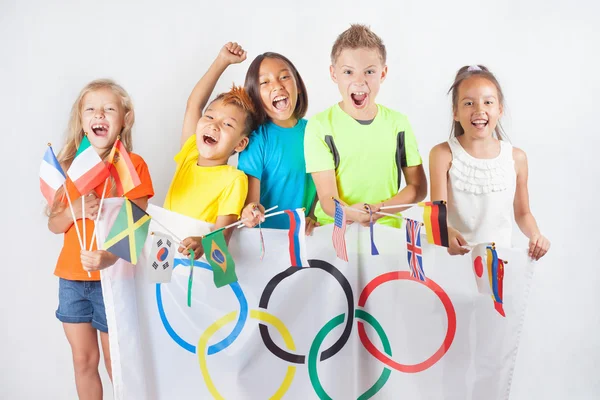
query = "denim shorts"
xmin=56 ymin=278 xmax=108 ymax=333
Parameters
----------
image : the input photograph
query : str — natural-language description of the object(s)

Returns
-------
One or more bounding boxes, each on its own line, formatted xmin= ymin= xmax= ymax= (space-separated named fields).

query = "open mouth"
xmin=203 ymin=134 xmax=218 ymax=145
xmin=471 ymin=119 xmax=488 ymax=129
xmin=350 ymin=92 xmax=368 ymax=108
xmin=91 ymin=124 xmax=109 ymax=136
xmin=272 ymin=95 xmax=289 ymax=111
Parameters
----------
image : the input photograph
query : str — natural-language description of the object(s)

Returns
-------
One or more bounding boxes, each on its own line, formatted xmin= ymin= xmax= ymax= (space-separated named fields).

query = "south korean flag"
xmin=148 ymin=232 xmax=175 ymax=283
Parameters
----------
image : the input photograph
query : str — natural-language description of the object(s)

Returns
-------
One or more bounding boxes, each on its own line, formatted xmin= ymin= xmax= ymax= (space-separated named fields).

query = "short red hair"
xmin=210 ymin=85 xmax=258 ymax=135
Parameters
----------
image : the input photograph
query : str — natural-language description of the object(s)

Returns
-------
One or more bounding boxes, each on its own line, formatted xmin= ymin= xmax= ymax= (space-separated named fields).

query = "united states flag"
xmin=333 ymin=199 xmax=348 ymax=261
xmin=406 ymin=218 xmax=425 ymax=281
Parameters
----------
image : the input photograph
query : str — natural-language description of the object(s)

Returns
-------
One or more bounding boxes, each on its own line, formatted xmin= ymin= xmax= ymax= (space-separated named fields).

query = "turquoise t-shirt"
xmin=238 ymin=119 xmax=316 ymax=229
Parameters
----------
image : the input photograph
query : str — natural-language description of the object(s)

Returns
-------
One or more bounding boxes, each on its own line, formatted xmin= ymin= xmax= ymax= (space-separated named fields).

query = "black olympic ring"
xmin=258 ymin=259 xmax=354 ymax=364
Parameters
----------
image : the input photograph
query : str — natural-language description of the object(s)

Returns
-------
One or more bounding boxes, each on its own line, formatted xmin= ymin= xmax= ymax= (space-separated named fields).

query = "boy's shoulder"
xmin=375 ymin=104 xmax=410 ymax=124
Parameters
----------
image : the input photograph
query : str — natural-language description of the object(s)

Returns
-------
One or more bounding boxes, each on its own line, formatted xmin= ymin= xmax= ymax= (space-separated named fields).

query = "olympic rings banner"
xmin=97 ymin=199 xmax=535 ymax=400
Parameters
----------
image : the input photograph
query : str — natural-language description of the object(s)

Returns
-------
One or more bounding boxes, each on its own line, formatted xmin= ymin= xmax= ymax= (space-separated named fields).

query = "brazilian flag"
xmin=201 ymin=229 xmax=237 ymax=288
xmin=103 ymin=198 xmax=151 ymax=265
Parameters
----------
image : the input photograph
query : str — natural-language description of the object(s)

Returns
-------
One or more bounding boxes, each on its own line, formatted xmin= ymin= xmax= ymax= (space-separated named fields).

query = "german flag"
xmin=419 ymin=201 xmax=449 ymax=247
xmin=103 ymin=198 xmax=151 ymax=265
xmin=107 ymin=138 xmax=141 ymax=196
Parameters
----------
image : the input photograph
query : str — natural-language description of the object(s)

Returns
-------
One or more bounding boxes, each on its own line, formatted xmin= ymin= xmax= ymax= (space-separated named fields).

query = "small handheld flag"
xmin=107 ymin=138 xmax=141 ymax=196
xmin=67 ymin=135 xmax=110 ymax=195
xmin=103 ymin=198 xmax=151 ymax=265
xmin=471 ymin=243 xmax=506 ymax=317
xmin=148 ymin=232 xmax=175 ymax=283
xmin=332 ymin=199 xmax=348 ymax=262
xmin=39 ymin=145 xmax=66 ymax=205
xmin=406 ymin=218 xmax=425 ymax=281
xmin=367 ymin=206 xmax=379 ymax=256
xmin=419 ymin=201 xmax=449 ymax=247
xmin=284 ymin=209 xmax=309 ymax=267
xmin=201 ymin=229 xmax=237 ymax=288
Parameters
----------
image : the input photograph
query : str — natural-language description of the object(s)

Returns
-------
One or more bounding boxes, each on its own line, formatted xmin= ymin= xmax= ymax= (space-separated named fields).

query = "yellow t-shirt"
xmin=163 ymin=135 xmax=248 ymax=223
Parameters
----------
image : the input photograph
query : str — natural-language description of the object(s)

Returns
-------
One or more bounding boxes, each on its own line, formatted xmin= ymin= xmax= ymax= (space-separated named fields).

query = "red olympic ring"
xmin=357 ymin=271 xmax=456 ymax=373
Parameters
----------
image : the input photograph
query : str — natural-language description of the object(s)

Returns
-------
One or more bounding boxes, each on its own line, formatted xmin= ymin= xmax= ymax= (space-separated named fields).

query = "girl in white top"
xmin=429 ymin=65 xmax=550 ymax=260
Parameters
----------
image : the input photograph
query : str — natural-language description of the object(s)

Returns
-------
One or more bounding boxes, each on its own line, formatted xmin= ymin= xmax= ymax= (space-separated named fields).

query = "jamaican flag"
xmin=103 ymin=198 xmax=151 ymax=265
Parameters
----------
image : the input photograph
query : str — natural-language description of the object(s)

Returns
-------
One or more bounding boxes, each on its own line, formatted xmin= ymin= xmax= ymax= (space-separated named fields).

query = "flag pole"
xmin=88 ymin=178 xmax=109 ymax=251
xmin=235 ymin=205 xmax=278 ymax=229
xmin=63 ymin=184 xmax=83 ymax=248
xmin=342 ymin=205 xmax=404 ymax=221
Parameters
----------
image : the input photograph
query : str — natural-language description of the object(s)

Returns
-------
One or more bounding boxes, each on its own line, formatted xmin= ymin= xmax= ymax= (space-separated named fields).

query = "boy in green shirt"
xmin=304 ymin=24 xmax=427 ymax=228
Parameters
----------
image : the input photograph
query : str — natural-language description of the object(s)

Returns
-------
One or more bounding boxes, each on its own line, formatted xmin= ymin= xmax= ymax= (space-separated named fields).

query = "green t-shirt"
xmin=304 ymin=103 xmax=422 ymax=228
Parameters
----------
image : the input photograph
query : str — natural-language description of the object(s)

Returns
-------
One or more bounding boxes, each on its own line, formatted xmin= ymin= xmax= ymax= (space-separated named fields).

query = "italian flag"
xmin=67 ymin=135 xmax=110 ymax=194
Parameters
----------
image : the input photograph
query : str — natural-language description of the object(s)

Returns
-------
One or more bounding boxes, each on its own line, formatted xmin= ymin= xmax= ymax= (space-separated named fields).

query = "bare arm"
xmin=181 ymin=42 xmax=247 ymax=148
xmin=429 ymin=143 xmax=452 ymax=203
xmin=311 ymin=170 xmax=369 ymax=225
xmin=240 ymin=176 xmax=264 ymax=227
xmin=513 ymin=147 xmax=550 ymax=260
xmin=429 ymin=143 xmax=469 ymax=255
xmin=178 ymin=214 xmax=240 ymax=260
xmin=48 ymin=191 xmax=99 ymax=234
xmin=370 ymin=164 xmax=427 ymax=214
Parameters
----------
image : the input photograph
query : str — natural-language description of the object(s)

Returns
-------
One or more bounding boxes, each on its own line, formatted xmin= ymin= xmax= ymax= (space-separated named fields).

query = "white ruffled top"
xmin=447 ymin=136 xmax=516 ymax=247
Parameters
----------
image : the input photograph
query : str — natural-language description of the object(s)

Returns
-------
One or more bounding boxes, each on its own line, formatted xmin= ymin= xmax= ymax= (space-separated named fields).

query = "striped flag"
xmin=405 ymin=218 xmax=425 ymax=281
xmin=39 ymin=145 xmax=66 ymax=205
xmin=67 ymin=135 xmax=110 ymax=194
xmin=107 ymin=138 xmax=141 ymax=196
xmin=284 ymin=209 xmax=309 ymax=267
xmin=332 ymin=199 xmax=348 ymax=262
xmin=419 ymin=201 xmax=449 ymax=247
xmin=471 ymin=243 xmax=506 ymax=317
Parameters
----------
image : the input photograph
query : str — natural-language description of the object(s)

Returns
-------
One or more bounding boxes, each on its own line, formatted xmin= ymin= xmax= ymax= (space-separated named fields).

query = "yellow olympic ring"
xmin=198 ymin=309 xmax=297 ymax=399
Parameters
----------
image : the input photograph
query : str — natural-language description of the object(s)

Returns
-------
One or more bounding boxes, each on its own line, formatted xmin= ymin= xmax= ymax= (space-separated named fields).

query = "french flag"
xmin=39 ymin=145 xmax=66 ymax=205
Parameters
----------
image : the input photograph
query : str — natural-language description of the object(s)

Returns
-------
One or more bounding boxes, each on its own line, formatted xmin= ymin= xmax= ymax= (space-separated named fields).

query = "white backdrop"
xmin=1 ymin=0 xmax=599 ymax=399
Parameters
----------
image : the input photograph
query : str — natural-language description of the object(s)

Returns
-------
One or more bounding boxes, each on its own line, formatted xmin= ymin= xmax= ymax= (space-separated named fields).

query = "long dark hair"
xmin=448 ymin=65 xmax=507 ymax=140
xmin=244 ymin=52 xmax=308 ymax=126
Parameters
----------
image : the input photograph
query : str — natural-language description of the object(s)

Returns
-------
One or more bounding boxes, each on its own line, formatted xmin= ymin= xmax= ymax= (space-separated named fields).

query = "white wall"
xmin=2 ymin=0 xmax=599 ymax=398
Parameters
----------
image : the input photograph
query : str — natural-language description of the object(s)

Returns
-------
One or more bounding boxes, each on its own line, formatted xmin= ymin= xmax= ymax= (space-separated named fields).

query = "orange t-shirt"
xmin=54 ymin=153 xmax=154 ymax=281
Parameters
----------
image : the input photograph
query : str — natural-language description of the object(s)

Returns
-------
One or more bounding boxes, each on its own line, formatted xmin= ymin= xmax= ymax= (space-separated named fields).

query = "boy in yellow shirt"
xmin=164 ymin=43 xmax=257 ymax=257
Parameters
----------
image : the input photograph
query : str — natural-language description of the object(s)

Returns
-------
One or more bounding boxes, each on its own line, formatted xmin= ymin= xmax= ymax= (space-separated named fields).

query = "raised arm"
xmin=181 ymin=42 xmax=247 ymax=148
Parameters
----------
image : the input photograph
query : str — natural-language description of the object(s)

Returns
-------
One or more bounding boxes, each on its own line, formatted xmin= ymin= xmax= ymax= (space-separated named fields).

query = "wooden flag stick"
xmin=235 ymin=205 xmax=279 ymax=229
xmin=88 ymin=178 xmax=109 ymax=251
xmin=342 ymin=205 xmax=405 ymax=221
xmin=63 ymin=184 xmax=83 ymax=249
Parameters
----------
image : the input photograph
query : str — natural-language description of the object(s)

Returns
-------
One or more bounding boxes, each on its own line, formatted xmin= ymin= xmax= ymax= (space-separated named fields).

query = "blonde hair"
xmin=330 ymin=24 xmax=387 ymax=65
xmin=48 ymin=79 xmax=135 ymax=216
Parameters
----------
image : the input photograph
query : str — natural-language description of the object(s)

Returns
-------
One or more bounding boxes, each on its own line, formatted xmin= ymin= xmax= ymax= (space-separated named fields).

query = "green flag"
xmin=201 ymin=229 xmax=237 ymax=288
xmin=103 ymin=199 xmax=151 ymax=265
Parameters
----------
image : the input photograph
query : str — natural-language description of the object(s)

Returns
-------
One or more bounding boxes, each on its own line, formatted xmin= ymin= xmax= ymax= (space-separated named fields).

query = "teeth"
xmin=352 ymin=92 xmax=366 ymax=95
xmin=204 ymin=134 xmax=217 ymax=141
xmin=92 ymin=124 xmax=107 ymax=129
xmin=273 ymin=96 xmax=287 ymax=102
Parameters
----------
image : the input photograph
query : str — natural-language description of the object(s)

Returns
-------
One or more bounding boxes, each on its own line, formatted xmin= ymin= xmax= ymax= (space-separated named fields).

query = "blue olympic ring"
xmin=156 ymin=258 xmax=248 ymax=355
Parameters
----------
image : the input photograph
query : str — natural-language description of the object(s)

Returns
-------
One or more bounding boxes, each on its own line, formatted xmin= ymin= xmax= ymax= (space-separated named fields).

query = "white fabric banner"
xmin=97 ymin=198 xmax=534 ymax=400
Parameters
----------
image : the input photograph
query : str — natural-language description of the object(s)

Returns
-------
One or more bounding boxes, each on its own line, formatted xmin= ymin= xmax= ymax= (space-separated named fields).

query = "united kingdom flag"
xmin=406 ymin=218 xmax=425 ymax=281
